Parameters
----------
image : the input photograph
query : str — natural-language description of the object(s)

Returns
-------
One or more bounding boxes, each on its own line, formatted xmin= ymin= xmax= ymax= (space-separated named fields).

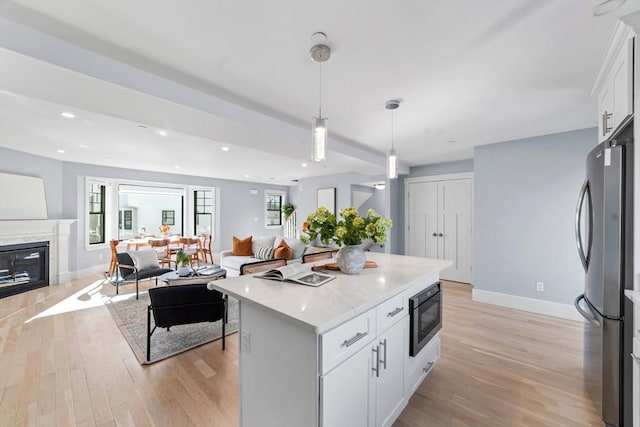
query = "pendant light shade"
xmin=385 ymin=99 xmax=400 ymax=179
xmin=310 ymin=33 xmax=331 ymax=162
xmin=313 ymin=117 xmax=327 ymax=161
xmin=387 ymin=148 xmax=398 ymax=179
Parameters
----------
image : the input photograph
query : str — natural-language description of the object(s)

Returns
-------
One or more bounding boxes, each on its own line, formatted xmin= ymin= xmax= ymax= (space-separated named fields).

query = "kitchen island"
xmin=208 ymin=252 xmax=452 ymax=427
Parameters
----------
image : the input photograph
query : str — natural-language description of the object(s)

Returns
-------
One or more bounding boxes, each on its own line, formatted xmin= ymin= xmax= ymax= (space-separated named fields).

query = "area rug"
xmin=104 ymin=291 xmax=238 ymax=364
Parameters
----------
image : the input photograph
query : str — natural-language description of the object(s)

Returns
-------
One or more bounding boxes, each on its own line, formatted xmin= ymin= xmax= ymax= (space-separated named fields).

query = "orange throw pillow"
xmin=274 ymin=239 xmax=293 ymax=260
xmin=232 ymin=235 xmax=253 ymax=256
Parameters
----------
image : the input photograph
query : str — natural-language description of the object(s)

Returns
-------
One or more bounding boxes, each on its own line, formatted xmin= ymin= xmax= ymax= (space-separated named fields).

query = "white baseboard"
xmin=69 ymin=264 xmax=106 ymax=281
xmin=471 ymin=289 xmax=582 ymax=321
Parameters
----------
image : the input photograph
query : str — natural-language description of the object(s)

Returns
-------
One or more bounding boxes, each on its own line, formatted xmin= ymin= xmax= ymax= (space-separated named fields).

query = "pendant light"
xmin=310 ymin=32 xmax=331 ymax=162
xmin=385 ymin=99 xmax=400 ymax=179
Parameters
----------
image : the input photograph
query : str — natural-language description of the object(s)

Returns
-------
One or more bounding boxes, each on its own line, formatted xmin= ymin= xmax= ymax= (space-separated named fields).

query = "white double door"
xmin=406 ymin=175 xmax=472 ymax=283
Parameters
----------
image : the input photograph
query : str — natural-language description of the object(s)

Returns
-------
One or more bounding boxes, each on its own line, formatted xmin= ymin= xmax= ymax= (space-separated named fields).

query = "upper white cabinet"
xmin=593 ymin=21 xmax=634 ymax=142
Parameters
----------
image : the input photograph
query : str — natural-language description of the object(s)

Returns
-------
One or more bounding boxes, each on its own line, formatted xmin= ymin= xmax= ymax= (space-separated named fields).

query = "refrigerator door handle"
xmin=574 ymin=294 xmax=601 ymax=327
xmin=575 ymin=179 xmax=592 ymax=271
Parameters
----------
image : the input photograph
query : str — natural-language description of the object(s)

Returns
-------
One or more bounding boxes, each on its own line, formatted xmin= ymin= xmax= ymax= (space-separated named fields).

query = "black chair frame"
xmin=302 ymin=250 xmax=333 ymax=263
xmin=147 ymin=284 xmax=228 ymax=362
xmin=239 ymin=258 xmax=288 ymax=275
xmin=113 ymin=252 xmax=173 ymax=299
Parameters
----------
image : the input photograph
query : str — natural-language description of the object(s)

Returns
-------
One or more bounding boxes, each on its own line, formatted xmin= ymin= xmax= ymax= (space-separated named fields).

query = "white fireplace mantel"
xmin=0 ymin=219 xmax=76 ymax=285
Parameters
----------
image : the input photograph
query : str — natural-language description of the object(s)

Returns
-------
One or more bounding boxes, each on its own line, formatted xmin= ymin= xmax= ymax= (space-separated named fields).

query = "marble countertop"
xmin=208 ymin=252 xmax=452 ymax=334
xmin=625 ymin=289 xmax=640 ymax=305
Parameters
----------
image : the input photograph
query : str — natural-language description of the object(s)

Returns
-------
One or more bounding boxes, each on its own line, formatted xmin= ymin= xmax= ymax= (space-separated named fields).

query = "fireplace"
xmin=0 ymin=241 xmax=49 ymax=298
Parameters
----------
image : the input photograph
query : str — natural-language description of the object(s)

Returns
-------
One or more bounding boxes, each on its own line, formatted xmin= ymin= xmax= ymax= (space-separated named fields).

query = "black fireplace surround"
xmin=0 ymin=241 xmax=49 ymax=298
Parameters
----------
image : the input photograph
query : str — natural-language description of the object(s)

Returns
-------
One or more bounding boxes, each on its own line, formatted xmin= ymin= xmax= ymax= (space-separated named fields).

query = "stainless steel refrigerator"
xmin=575 ymin=120 xmax=634 ymax=427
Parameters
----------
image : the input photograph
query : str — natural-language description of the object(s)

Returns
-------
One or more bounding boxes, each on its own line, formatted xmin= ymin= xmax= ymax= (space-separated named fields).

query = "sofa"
xmin=220 ymin=235 xmax=313 ymax=276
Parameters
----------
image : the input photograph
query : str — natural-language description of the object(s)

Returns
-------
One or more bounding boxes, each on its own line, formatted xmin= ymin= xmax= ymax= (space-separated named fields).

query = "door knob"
xmin=438 ymin=233 xmax=443 ymax=237
xmin=432 ymin=233 xmax=437 ymax=237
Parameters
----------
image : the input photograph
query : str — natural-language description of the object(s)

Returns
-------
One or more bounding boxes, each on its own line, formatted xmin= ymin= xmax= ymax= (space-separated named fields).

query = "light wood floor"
xmin=0 ymin=277 xmax=599 ymax=426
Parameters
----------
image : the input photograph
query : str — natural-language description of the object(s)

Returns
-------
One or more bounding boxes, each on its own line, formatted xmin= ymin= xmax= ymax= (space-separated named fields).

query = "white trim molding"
xmin=0 ymin=219 xmax=76 ymax=285
xmin=472 ymin=288 xmax=582 ymax=321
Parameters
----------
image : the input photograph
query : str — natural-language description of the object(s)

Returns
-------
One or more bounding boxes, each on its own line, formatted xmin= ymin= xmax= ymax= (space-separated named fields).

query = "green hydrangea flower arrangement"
xmin=301 ymin=206 xmax=392 ymax=247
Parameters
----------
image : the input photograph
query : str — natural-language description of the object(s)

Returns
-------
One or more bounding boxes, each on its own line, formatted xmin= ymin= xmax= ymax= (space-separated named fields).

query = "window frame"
xmin=161 ymin=210 xmax=175 ymax=226
xmin=85 ymin=179 xmax=109 ymax=248
xmin=193 ymin=188 xmax=214 ymax=236
xmin=264 ymin=190 xmax=286 ymax=229
xmin=84 ymin=176 xmax=217 ymax=251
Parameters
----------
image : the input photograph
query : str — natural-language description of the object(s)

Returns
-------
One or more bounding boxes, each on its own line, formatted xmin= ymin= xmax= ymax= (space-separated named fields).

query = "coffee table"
xmin=159 ymin=267 xmax=226 ymax=286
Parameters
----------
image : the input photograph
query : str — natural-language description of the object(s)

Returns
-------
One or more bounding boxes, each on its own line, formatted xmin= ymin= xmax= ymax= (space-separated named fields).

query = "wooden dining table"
xmin=125 ymin=235 xmax=182 ymax=251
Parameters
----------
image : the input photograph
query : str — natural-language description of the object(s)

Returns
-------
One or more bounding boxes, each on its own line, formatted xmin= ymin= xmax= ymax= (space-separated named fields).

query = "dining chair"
xmin=107 ymin=239 xmax=120 ymax=278
xmin=302 ymin=250 xmax=333 ymax=263
xmin=239 ymin=258 xmax=287 ymax=275
xmin=148 ymin=238 xmax=171 ymax=268
xmin=200 ymin=233 xmax=214 ymax=264
xmin=180 ymin=237 xmax=204 ymax=267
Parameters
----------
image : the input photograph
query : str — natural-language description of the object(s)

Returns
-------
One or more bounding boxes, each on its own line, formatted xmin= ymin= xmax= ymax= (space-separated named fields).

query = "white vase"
xmin=335 ymin=245 xmax=366 ymax=275
xmin=177 ymin=266 xmax=191 ymax=277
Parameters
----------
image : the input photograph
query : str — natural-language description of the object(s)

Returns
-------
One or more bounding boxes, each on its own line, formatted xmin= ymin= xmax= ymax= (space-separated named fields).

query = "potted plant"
xmin=301 ymin=207 xmax=392 ymax=274
xmin=281 ymin=203 xmax=295 ymax=220
xmin=175 ymin=249 xmax=191 ymax=277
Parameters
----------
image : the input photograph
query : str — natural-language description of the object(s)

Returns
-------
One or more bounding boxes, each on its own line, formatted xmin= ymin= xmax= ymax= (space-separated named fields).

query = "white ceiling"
xmin=0 ymin=0 xmax=638 ymax=185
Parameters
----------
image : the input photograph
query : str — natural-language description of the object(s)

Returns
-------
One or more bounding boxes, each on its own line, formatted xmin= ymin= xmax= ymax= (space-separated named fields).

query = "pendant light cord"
xmin=319 ymin=62 xmax=322 ymax=118
xmin=391 ymin=109 xmax=394 ymax=150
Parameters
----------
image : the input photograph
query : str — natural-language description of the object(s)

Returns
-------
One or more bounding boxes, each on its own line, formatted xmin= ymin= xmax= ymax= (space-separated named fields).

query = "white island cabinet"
xmin=209 ymin=252 xmax=452 ymax=427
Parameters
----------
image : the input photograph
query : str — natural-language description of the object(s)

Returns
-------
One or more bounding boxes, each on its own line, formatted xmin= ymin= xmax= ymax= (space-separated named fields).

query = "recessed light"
xmin=244 ymin=174 xmax=251 ymax=178
xmin=60 ymin=112 xmax=75 ymax=119
xmin=174 ymin=165 xmax=180 ymax=169
xmin=79 ymin=144 xmax=88 ymax=149
xmin=157 ymin=130 xmax=168 ymax=137
xmin=221 ymin=146 xmax=230 ymax=152
xmin=301 ymin=163 xmax=308 ymax=167
xmin=56 ymin=149 xmax=66 ymax=154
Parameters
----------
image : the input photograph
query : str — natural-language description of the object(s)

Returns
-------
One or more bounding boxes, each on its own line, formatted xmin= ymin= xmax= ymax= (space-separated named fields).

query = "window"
xmin=119 ymin=210 xmax=133 ymax=230
xmin=162 ymin=210 xmax=175 ymax=226
xmin=118 ymin=184 xmax=184 ymax=239
xmin=265 ymin=190 xmax=285 ymax=227
xmin=84 ymin=178 xmax=216 ymax=247
xmin=194 ymin=190 xmax=213 ymax=236
xmin=88 ymin=183 xmax=106 ymax=245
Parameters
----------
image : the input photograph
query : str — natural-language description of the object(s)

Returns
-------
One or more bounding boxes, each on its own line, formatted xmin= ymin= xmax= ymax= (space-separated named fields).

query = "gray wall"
xmin=0 ymin=147 xmax=64 ymax=218
xmin=289 ymin=172 xmax=401 ymax=252
xmin=289 ymin=172 xmax=383 ymax=221
xmin=473 ymin=127 xmax=596 ymax=304
xmin=61 ymin=162 xmax=289 ymax=272
xmin=352 ymin=184 xmax=385 ymax=253
xmin=0 ymin=147 xmax=288 ymax=273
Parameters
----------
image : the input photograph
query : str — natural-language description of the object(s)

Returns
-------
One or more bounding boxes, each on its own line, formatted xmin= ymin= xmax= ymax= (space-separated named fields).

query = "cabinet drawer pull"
xmin=422 ymin=361 xmax=435 ymax=375
xmin=342 ymin=331 xmax=367 ymax=347
xmin=603 ymin=111 xmax=613 ymax=135
xmin=632 ymin=353 xmax=640 ymax=367
xmin=372 ymin=346 xmax=380 ymax=377
xmin=380 ymin=339 xmax=387 ymax=369
xmin=387 ymin=307 xmax=404 ymax=318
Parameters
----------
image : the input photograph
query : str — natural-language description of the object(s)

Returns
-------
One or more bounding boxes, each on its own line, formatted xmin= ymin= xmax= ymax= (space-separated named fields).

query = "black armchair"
xmin=147 ymin=284 xmax=227 ymax=362
xmin=115 ymin=252 xmax=173 ymax=299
